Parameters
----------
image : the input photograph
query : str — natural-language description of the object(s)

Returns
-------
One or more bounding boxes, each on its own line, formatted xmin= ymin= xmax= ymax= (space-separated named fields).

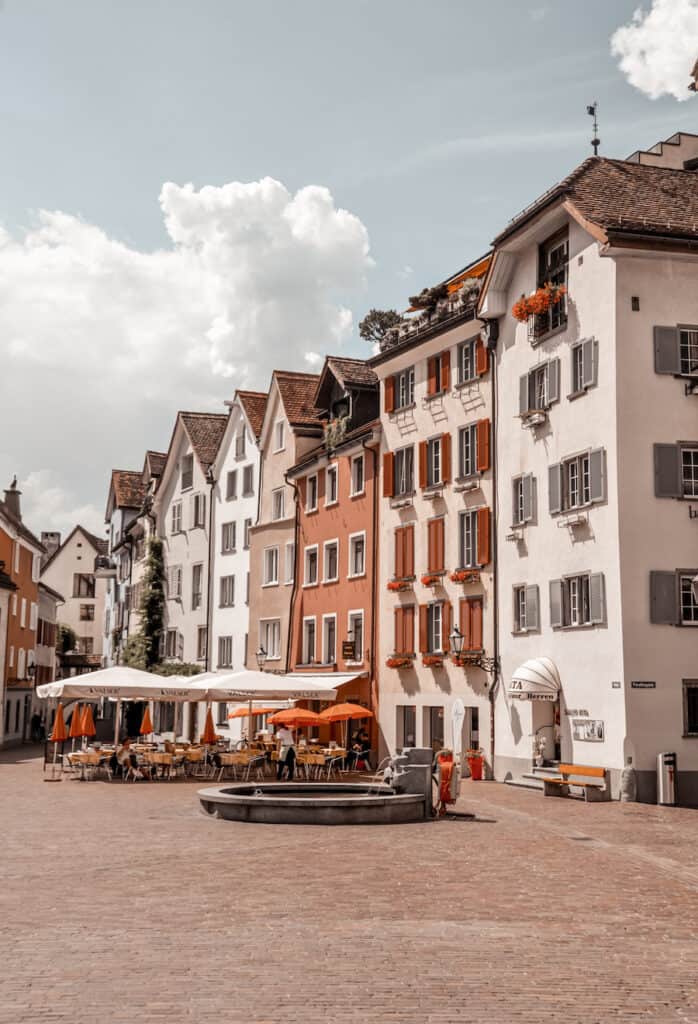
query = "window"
xmin=680 ymin=575 xmax=698 ymax=624
xmin=170 ymin=501 xmax=182 ymax=535
xmin=428 ymin=603 xmax=443 ymax=654
xmin=424 ymin=706 xmax=445 ymax=752
xmin=17 ymin=648 xmax=26 ymax=679
xmin=426 ymin=352 xmax=450 ymax=396
xmin=458 ymin=339 xmax=477 ymax=384
xmin=226 ymin=470 xmax=238 ymax=500
xmin=655 ymin=325 xmax=698 ymax=376
xmin=396 ymin=706 xmax=416 ymax=749
xmin=550 ymin=573 xmax=605 ymax=628
xmin=216 ymin=702 xmax=228 ymax=726
xmin=570 ymin=339 xmax=598 ymax=395
xmin=427 ymin=437 xmax=441 ymax=487
xmin=272 ymin=488 xmax=285 ymax=520
xmin=532 ymin=232 xmax=568 ymax=339
xmin=683 ymin=680 xmax=698 ymax=736
xmin=458 ymin=425 xmax=477 ymax=478
xmin=350 ymin=455 xmax=364 ymax=496
xmin=304 ymin=546 xmax=318 ymax=586
xmin=167 ymin=565 xmax=183 ymax=600
xmin=242 ymin=465 xmax=254 ymax=496
xmin=261 ymin=619 xmax=281 ymax=660
xmin=302 ymin=617 xmax=316 ymax=664
xmin=459 ymin=510 xmax=477 ymax=568
xmin=32 ymin=554 xmax=40 ymax=582
xmin=322 ymin=614 xmax=337 ymax=665
xmin=219 ymin=574 xmax=235 ymax=607
xmin=513 ymin=585 xmax=539 ymax=633
xmin=181 ymin=454 xmax=194 ymax=491
xmin=197 ymin=627 xmax=208 ymax=662
xmin=349 ymin=533 xmax=366 ymax=577
xmin=218 ymin=635 xmax=233 ymax=668
xmin=79 ymin=604 xmax=95 ymax=621
xmin=394 ymin=366 xmax=415 ymax=410
xmin=77 ymin=637 xmax=94 ymax=655
xmin=13 ymin=542 xmax=19 ymax=574
xmin=11 ymin=593 xmax=16 ymax=616
xmin=285 ymin=542 xmax=295 ymax=584
xmin=549 ymin=449 xmax=606 ymax=514
xmin=394 ymin=606 xmax=415 ymax=656
xmin=306 ymin=475 xmax=318 ymax=512
xmin=682 ymin=447 xmax=698 ymax=499
xmin=8 ymin=646 xmax=14 ymax=668
xmin=274 ymin=421 xmax=285 ymax=452
xmin=221 ymin=521 xmax=236 ymax=553
xmin=235 ymin=430 xmax=246 ymax=459
xmin=512 ymin=474 xmax=535 ymax=526
xmin=394 ymin=525 xmax=415 ymax=580
xmin=190 ymin=564 xmax=203 ymax=610
xmin=519 ymin=359 xmax=560 ymax=416
xmin=326 ymin=464 xmax=338 ymax=505
xmin=73 ymin=574 xmax=95 ymax=598
xmin=680 ymin=328 xmax=698 ymax=376
xmin=347 ymin=611 xmax=364 ymax=663
xmin=394 ymin=446 xmax=414 ymax=496
xmin=324 ymin=540 xmax=339 ymax=582
xmin=263 ymin=547 xmax=279 ymax=586
xmin=243 ymin=518 xmax=252 ymax=549
xmin=191 ymin=492 xmax=206 ymax=529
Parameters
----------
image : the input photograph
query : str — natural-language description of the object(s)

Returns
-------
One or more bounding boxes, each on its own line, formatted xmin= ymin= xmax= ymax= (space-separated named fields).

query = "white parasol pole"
xmin=113 ymin=697 xmax=121 ymax=748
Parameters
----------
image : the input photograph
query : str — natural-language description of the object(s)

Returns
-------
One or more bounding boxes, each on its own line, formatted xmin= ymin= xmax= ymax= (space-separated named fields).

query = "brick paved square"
xmin=1 ymin=749 xmax=697 ymax=1024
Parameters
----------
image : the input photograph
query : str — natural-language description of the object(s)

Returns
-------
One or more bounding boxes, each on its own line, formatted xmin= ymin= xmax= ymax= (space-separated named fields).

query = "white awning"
xmin=204 ymin=669 xmax=366 ymax=703
xmin=508 ymin=658 xmax=561 ymax=702
xmin=36 ymin=667 xmax=207 ymax=702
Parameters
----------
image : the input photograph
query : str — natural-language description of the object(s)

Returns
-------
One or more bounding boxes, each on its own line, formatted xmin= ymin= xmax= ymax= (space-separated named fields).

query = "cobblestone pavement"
xmin=1 ymin=748 xmax=697 ymax=1024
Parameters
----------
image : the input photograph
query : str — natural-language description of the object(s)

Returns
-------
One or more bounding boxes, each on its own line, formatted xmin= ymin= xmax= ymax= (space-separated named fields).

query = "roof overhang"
xmin=508 ymin=658 xmax=561 ymax=702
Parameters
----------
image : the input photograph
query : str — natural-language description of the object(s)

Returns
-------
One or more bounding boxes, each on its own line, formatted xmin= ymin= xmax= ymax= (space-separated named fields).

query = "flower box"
xmin=422 ymin=654 xmax=444 ymax=668
xmin=450 ymin=569 xmax=480 ymax=584
xmin=421 ymin=572 xmax=444 ymax=588
xmin=386 ymin=655 xmax=414 ymax=669
xmin=511 ymin=283 xmax=566 ymax=323
xmin=387 ymin=578 xmax=414 ymax=593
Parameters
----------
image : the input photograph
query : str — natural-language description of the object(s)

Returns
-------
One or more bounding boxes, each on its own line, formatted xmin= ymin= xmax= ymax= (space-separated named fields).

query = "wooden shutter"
xmin=475 ymin=338 xmax=489 ymax=376
xmin=476 ymin=507 xmax=490 ymax=566
xmin=427 ymin=357 xmax=438 ymax=396
xmin=441 ymin=433 xmax=452 ymax=483
xmin=418 ymin=441 xmax=428 ymax=489
xmin=394 ymin=528 xmax=404 ymax=579
xmin=589 ymin=573 xmax=605 ymax=625
xmin=384 ymin=375 xmax=396 ymax=413
xmin=403 ymin=605 xmax=415 ymax=654
xmin=441 ymin=352 xmax=450 ymax=392
xmin=525 ymin=585 xmax=539 ymax=631
xmin=418 ymin=605 xmax=429 ymax=653
xmin=548 ymin=463 xmax=562 ymax=514
xmin=519 ymin=374 xmax=529 ymax=416
xmin=654 ymin=444 xmax=682 ymax=498
xmin=383 ymin=452 xmax=395 ymax=498
xmin=549 ymin=579 xmax=564 ymax=628
xmin=427 ymin=520 xmax=436 ymax=572
xmin=394 ymin=607 xmax=403 ymax=654
xmin=653 ymin=326 xmax=681 ymax=375
xmin=589 ymin=448 xmax=606 ymax=503
xmin=649 ymin=571 xmax=679 ymax=624
xmin=546 ymin=358 xmax=560 ymax=405
xmin=522 ymin=473 xmax=534 ymax=522
xmin=441 ymin=601 xmax=452 ymax=652
xmin=470 ymin=598 xmax=483 ymax=651
xmin=435 ymin=518 xmax=445 ymax=572
xmin=476 ymin=419 xmax=490 ymax=473
xmin=582 ymin=339 xmax=598 ymax=389
xmin=404 ymin=524 xmax=415 ymax=578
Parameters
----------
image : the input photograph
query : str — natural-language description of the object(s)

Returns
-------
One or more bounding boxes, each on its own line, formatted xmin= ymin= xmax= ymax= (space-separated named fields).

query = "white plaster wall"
xmin=40 ymin=529 xmax=107 ymax=658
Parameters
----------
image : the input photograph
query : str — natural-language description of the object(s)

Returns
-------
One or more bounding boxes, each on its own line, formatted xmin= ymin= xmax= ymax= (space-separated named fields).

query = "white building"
xmin=102 ymin=469 xmax=146 ymax=666
xmin=479 ymin=133 xmax=698 ymax=802
xmin=210 ymin=389 xmax=267 ymax=735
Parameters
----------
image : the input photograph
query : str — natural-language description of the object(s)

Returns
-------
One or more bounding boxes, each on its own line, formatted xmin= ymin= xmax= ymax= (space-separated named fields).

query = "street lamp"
xmin=255 ymin=646 xmax=267 ymax=671
xmin=449 ymin=626 xmax=464 ymax=657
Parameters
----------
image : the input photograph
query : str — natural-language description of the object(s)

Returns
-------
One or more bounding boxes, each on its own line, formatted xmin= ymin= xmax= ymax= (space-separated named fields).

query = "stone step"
xmin=504 ymin=775 xmax=545 ymax=792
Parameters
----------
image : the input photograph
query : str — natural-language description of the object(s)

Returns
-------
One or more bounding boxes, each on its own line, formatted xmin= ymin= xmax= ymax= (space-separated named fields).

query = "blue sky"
xmin=1 ymin=0 xmax=696 ymax=532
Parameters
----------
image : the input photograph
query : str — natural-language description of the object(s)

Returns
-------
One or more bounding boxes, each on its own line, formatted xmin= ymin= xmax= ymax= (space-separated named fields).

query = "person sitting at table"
xmin=275 ymin=725 xmax=296 ymax=781
xmin=347 ymin=727 xmax=372 ymax=771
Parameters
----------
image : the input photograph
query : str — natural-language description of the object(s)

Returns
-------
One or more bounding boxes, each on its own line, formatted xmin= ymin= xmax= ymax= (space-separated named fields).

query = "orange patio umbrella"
xmin=201 ymin=706 xmax=218 ymax=745
xmin=319 ymin=703 xmax=374 ymax=723
xmin=69 ymin=703 xmax=85 ymax=745
xmin=268 ymin=708 xmax=324 ymax=728
xmin=81 ymin=704 xmax=97 ymax=740
xmin=49 ymin=703 xmax=69 ymax=743
xmin=227 ymin=706 xmax=279 ymax=719
xmin=139 ymin=705 xmax=154 ymax=737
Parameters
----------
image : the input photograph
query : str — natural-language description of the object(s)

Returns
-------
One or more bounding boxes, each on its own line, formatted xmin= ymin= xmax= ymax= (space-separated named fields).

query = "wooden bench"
xmin=542 ymin=764 xmax=609 ymax=802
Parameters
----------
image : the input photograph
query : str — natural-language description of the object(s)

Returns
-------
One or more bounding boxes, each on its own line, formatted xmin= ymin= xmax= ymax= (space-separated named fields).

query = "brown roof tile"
xmin=180 ymin=412 xmax=228 ymax=473
xmin=0 ymin=500 xmax=45 ymax=552
xmin=111 ymin=470 xmax=146 ymax=510
xmin=325 ymin=356 xmax=378 ymax=390
xmin=274 ymin=371 xmax=323 ymax=428
xmin=237 ymin=390 xmax=268 ymax=440
xmin=145 ymin=451 xmax=167 ymax=478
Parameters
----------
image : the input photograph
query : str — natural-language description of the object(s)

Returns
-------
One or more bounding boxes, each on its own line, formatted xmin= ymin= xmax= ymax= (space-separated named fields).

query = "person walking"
xmin=275 ymin=725 xmax=296 ymax=781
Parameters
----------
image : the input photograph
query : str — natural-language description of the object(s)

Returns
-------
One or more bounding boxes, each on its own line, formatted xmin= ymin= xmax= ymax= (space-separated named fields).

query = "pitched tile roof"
xmin=274 ymin=371 xmax=323 ymax=428
xmin=325 ymin=356 xmax=378 ymax=390
xmin=237 ymin=390 xmax=268 ymax=440
xmin=180 ymin=412 xmax=228 ymax=473
xmin=79 ymin=526 xmax=108 ymax=555
xmin=0 ymin=499 xmax=45 ymax=552
xmin=494 ymin=157 xmax=698 ymax=245
xmin=145 ymin=451 xmax=167 ymax=478
xmin=110 ymin=469 xmax=146 ymax=510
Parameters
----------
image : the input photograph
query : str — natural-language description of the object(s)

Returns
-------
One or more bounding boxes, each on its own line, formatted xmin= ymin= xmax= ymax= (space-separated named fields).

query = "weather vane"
xmin=587 ymin=102 xmax=600 ymax=156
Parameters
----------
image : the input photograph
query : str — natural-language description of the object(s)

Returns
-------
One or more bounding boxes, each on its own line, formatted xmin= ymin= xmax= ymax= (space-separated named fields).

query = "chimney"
xmin=3 ymin=477 xmax=21 ymax=521
xmin=41 ymin=531 xmax=61 ymax=566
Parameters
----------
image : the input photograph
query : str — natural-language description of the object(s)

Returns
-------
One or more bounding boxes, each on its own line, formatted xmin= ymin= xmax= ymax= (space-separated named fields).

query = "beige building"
xmin=246 ymin=371 xmax=322 ymax=671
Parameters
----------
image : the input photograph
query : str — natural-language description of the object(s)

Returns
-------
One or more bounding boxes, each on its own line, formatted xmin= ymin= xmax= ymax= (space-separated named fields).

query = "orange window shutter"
xmin=385 ymin=375 xmax=396 ymax=414
xmin=427 ymin=357 xmax=437 ymax=396
xmin=471 ymin=598 xmax=483 ymax=650
xmin=476 ymin=419 xmax=491 ymax=473
xmin=442 ymin=601 xmax=452 ymax=652
xmin=405 ymin=524 xmax=415 ymax=578
xmin=394 ymin=607 xmax=403 ymax=653
xmin=459 ymin=598 xmax=471 ymax=650
xmin=418 ymin=441 xmax=428 ymax=489
xmin=404 ymin=605 xmax=415 ymax=653
xmin=418 ymin=605 xmax=429 ymax=653
xmin=475 ymin=338 xmax=489 ymax=377
xmin=441 ymin=432 xmax=452 ymax=483
xmin=435 ymin=517 xmax=445 ymax=572
xmin=394 ymin=528 xmax=404 ymax=579
xmin=477 ymin=507 xmax=491 ymax=566
xmin=383 ymin=452 xmax=395 ymax=499
xmin=441 ymin=352 xmax=450 ymax=392
xmin=427 ymin=520 xmax=435 ymax=573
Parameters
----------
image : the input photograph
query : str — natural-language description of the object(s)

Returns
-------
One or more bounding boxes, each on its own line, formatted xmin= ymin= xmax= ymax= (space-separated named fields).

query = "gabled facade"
xmin=480 ymin=146 xmax=698 ymax=801
xmin=121 ymin=450 xmax=166 ymax=642
xmin=102 ymin=469 xmax=146 ymax=666
xmin=36 ymin=581 xmax=63 ymax=689
xmin=246 ymin=372 xmax=323 ymax=672
xmin=370 ymin=257 xmax=495 ymax=763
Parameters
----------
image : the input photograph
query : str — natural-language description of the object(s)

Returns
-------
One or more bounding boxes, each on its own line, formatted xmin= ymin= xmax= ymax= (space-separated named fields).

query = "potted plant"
xmin=386 ymin=655 xmax=413 ymax=669
xmin=466 ymin=748 xmax=484 ymax=781
xmin=533 ymin=734 xmax=547 ymax=767
xmin=422 ymin=654 xmax=444 ymax=668
xmin=511 ymin=282 xmax=566 ymax=323
xmin=450 ymin=568 xmax=480 ymax=584
xmin=387 ymin=578 xmax=413 ymax=593
xmin=421 ymin=572 xmax=443 ymax=587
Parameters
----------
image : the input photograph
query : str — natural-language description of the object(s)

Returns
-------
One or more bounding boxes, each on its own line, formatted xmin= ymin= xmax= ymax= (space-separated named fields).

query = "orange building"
xmin=287 ymin=358 xmax=381 ymax=751
xmin=0 ymin=479 xmax=45 ymax=745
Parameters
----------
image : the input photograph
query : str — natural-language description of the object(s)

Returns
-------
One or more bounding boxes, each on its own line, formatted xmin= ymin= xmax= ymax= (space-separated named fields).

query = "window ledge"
xmin=567 ymin=389 xmax=589 ymax=402
xmin=305 ymin=507 xmax=319 ymax=515
xmin=323 ymin=577 xmax=339 ymax=585
xmin=324 ymin=500 xmax=339 ymax=509
xmin=302 ymin=582 xmax=319 ymax=589
xmin=530 ymin=321 xmax=568 ymax=347
xmin=350 ymin=491 xmax=366 ymax=499
xmin=389 ymin=403 xmax=416 ymax=416
xmin=424 ymin=390 xmax=447 ymax=403
xmin=454 ymin=378 xmax=479 ymax=391
xmin=348 ymin=572 xmax=366 ymax=580
xmin=682 ymin=733 xmax=698 ymax=739
xmin=454 ymin=476 xmax=480 ymax=493
xmin=261 ymin=582 xmax=279 ymax=589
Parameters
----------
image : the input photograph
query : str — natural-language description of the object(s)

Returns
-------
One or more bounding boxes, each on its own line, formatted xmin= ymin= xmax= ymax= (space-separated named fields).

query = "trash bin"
xmin=657 ymin=752 xmax=677 ymax=806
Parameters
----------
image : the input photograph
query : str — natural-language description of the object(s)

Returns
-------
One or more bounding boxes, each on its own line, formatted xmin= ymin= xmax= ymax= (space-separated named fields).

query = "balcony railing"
xmin=528 ymin=301 xmax=567 ymax=344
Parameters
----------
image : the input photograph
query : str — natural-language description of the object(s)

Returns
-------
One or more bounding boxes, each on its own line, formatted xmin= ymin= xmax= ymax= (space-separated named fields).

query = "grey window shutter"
xmin=589 ymin=448 xmax=606 ymax=503
xmin=519 ymin=374 xmax=529 ymax=415
xmin=654 ymin=443 xmax=682 ymax=498
xmin=546 ymin=358 xmax=560 ymax=406
xmin=525 ymin=585 xmax=539 ymax=631
xmin=650 ymin=570 xmax=679 ymax=624
xmin=512 ymin=479 xmax=519 ymax=525
xmin=589 ymin=573 xmax=605 ymax=624
xmin=653 ymin=326 xmax=681 ymax=375
xmin=522 ymin=473 xmax=534 ymax=522
xmin=582 ymin=339 xmax=598 ymax=389
xmin=548 ymin=463 xmax=562 ymax=514
xmin=549 ymin=579 xmax=563 ymax=628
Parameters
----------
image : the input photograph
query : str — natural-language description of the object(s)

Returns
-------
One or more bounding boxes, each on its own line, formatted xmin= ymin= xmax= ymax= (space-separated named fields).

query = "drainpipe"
xmin=487 ymin=325 xmax=501 ymax=779
xmin=284 ymin=470 xmax=301 ymax=673
xmin=362 ymin=436 xmax=380 ymax=747
xmin=205 ymin=469 xmax=216 ymax=673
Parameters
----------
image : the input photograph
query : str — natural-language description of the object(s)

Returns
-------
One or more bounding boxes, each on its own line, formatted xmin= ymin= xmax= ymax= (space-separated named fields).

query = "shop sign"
xmin=564 ymin=708 xmax=589 ymax=717
xmin=631 ymin=680 xmax=656 ymax=689
xmin=342 ymin=641 xmax=356 ymax=661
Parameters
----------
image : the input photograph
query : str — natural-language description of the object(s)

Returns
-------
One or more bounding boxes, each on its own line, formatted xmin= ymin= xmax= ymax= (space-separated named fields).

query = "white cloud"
xmin=0 ymin=177 xmax=371 ymax=536
xmin=17 ymin=471 xmax=104 ymax=539
xmin=611 ymin=0 xmax=698 ymax=101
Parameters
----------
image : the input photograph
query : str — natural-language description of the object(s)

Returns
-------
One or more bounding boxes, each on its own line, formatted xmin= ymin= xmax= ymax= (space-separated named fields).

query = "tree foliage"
xmin=57 ymin=623 xmax=77 ymax=654
xmin=140 ymin=536 xmax=165 ymax=668
xmin=358 ymin=308 xmax=402 ymax=346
